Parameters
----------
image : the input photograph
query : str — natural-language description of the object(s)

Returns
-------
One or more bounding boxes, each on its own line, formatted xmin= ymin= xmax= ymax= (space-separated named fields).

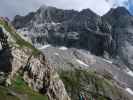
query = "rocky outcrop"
xmin=22 ymin=54 xmax=70 ymax=100
xmin=0 ymin=18 xmax=70 ymax=100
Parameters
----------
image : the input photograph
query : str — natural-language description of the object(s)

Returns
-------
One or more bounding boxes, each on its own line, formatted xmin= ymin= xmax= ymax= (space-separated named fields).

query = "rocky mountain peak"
xmin=109 ymin=7 xmax=131 ymax=16
xmin=39 ymin=5 xmax=49 ymax=10
xmin=80 ymin=8 xmax=99 ymax=17
xmin=103 ymin=7 xmax=131 ymax=21
xmin=103 ymin=7 xmax=133 ymax=28
xmin=12 ymin=6 xmax=112 ymax=56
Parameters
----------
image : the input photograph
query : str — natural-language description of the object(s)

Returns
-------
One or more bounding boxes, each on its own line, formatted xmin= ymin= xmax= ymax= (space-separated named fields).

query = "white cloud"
xmin=0 ymin=0 xmax=131 ymax=19
xmin=42 ymin=0 xmax=111 ymax=15
xmin=109 ymin=0 xmax=129 ymax=8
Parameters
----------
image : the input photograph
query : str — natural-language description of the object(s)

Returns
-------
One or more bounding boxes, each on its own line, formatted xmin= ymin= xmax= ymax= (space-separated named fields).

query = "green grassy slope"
xmin=60 ymin=69 xmax=124 ymax=100
xmin=0 ymin=18 xmax=40 ymax=55
xmin=0 ymin=74 xmax=48 ymax=100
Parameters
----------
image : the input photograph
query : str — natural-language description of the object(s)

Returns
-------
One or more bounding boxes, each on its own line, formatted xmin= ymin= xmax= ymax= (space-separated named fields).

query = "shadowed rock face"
xmin=103 ymin=7 xmax=133 ymax=69
xmin=0 ymin=27 xmax=13 ymax=73
xmin=12 ymin=6 xmax=113 ymax=56
xmin=12 ymin=6 xmax=133 ymax=64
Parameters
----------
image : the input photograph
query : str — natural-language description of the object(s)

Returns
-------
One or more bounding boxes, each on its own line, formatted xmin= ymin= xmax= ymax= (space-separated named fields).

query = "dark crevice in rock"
xmin=0 ymin=27 xmax=13 ymax=73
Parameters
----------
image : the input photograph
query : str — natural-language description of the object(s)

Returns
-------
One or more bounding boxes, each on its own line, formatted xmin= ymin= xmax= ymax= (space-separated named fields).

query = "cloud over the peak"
xmin=0 ymin=0 xmax=132 ymax=19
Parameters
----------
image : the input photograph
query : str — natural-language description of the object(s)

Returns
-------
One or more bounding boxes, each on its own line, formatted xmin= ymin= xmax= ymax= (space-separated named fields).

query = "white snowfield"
xmin=38 ymin=45 xmax=51 ymax=50
xmin=54 ymin=52 xmax=59 ymax=56
xmin=59 ymin=46 xmax=68 ymax=50
xmin=76 ymin=59 xmax=89 ymax=67
xmin=125 ymin=68 xmax=133 ymax=77
xmin=102 ymin=58 xmax=113 ymax=64
xmin=0 ymin=43 xmax=2 ymax=50
xmin=126 ymin=88 xmax=133 ymax=95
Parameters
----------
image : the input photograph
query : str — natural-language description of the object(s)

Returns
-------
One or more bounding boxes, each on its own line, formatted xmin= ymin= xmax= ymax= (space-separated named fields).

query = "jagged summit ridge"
xmin=105 ymin=7 xmax=131 ymax=17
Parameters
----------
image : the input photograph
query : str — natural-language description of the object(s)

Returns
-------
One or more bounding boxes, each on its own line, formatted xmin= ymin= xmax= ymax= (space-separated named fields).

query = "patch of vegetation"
xmin=0 ymin=19 xmax=40 ymax=56
xmin=0 ymin=74 xmax=48 ymax=100
xmin=10 ymin=74 xmax=48 ymax=100
xmin=0 ymin=86 xmax=19 ymax=100
xmin=60 ymin=69 xmax=121 ymax=100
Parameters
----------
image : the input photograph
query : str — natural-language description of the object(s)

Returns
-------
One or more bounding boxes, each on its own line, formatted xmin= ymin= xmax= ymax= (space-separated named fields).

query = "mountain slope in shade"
xmin=103 ymin=7 xmax=133 ymax=70
xmin=12 ymin=6 xmax=112 ymax=56
xmin=12 ymin=6 xmax=133 ymax=68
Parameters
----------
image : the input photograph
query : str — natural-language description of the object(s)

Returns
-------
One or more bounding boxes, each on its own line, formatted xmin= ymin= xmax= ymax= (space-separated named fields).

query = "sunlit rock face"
xmin=0 ymin=18 xmax=70 ymax=100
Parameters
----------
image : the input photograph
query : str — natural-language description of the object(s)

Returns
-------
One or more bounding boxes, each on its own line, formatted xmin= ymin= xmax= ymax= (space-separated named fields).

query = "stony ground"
xmin=40 ymin=45 xmax=133 ymax=99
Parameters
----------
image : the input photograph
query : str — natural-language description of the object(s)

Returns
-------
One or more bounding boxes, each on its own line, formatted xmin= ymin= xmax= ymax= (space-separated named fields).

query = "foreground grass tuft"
xmin=0 ymin=74 xmax=48 ymax=100
xmin=11 ymin=74 xmax=48 ymax=100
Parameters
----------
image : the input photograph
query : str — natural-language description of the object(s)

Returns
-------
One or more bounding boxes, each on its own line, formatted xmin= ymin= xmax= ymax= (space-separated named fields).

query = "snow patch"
xmin=125 ymin=68 xmax=133 ymax=77
xmin=59 ymin=46 xmax=68 ymax=50
xmin=17 ymin=29 xmax=32 ymax=43
xmin=114 ymin=76 xmax=117 ymax=80
xmin=76 ymin=59 xmax=89 ymax=67
xmin=102 ymin=58 xmax=113 ymax=64
xmin=54 ymin=53 xmax=59 ymax=56
xmin=38 ymin=45 xmax=51 ymax=50
xmin=126 ymin=88 xmax=133 ymax=95
xmin=0 ymin=43 xmax=2 ymax=50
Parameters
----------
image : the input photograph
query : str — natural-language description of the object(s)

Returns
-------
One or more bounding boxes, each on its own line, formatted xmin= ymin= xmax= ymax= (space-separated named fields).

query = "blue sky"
xmin=0 ymin=0 xmax=133 ymax=19
xmin=129 ymin=0 xmax=133 ymax=14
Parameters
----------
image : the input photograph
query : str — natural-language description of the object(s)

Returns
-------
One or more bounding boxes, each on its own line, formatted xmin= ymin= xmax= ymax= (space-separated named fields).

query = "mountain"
xmin=12 ymin=6 xmax=111 ymax=56
xmin=2 ymin=6 xmax=133 ymax=100
xmin=12 ymin=6 xmax=133 ymax=64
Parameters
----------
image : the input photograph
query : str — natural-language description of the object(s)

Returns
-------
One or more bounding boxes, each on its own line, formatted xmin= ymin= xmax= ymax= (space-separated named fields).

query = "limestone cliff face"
xmin=0 ymin=18 xmax=70 ymax=100
xmin=11 ymin=48 xmax=70 ymax=100
xmin=23 ymin=54 xmax=70 ymax=100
